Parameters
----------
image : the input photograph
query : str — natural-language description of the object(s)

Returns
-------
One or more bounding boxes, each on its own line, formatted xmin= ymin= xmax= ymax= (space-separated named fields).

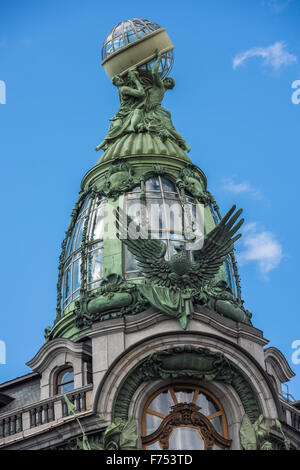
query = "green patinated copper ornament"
xmin=115 ymin=204 xmax=244 ymax=328
xmin=96 ymin=51 xmax=190 ymax=153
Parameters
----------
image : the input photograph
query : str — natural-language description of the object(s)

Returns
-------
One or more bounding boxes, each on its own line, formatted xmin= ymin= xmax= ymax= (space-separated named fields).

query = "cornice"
xmin=264 ymin=346 xmax=295 ymax=383
xmin=26 ymin=338 xmax=92 ymax=374
xmin=83 ymin=304 xmax=268 ymax=348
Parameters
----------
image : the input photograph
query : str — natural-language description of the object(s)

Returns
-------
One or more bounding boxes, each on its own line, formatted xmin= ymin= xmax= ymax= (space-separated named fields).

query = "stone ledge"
xmin=84 ymin=304 xmax=268 ymax=348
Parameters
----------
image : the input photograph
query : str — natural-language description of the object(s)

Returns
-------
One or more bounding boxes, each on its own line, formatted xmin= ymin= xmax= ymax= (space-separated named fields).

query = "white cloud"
xmin=233 ymin=42 xmax=297 ymax=70
xmin=237 ymin=223 xmax=283 ymax=276
xmin=264 ymin=0 xmax=293 ymax=12
xmin=221 ymin=178 xmax=262 ymax=199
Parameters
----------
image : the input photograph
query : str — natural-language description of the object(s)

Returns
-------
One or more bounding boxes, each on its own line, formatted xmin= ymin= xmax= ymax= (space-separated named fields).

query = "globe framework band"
xmin=101 ymin=24 xmax=174 ymax=79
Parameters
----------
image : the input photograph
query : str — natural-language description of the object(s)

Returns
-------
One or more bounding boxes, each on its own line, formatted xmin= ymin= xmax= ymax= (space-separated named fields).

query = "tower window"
xmin=61 ymin=195 xmax=106 ymax=310
xmin=124 ymin=176 xmax=201 ymax=280
xmin=142 ymin=384 xmax=230 ymax=450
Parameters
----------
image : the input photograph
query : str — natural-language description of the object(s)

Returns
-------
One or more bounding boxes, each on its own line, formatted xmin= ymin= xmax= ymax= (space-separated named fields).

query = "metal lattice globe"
xmin=101 ymin=18 xmax=174 ymax=79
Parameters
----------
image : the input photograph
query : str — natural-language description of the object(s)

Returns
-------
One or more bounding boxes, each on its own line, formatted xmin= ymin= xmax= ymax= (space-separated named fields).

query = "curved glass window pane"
xmin=74 ymin=217 xmax=86 ymax=251
xmin=127 ymin=199 xmax=144 ymax=226
xmin=164 ymin=199 xmax=183 ymax=233
xmin=102 ymin=19 xmax=160 ymax=59
xmin=174 ymin=387 xmax=194 ymax=403
xmin=87 ymin=242 xmax=103 ymax=288
xmin=62 ymin=253 xmax=82 ymax=309
xmin=72 ymin=257 xmax=81 ymax=292
xmin=147 ymin=198 xmax=165 ymax=231
xmin=169 ymin=427 xmax=204 ymax=450
xmin=89 ymin=202 xmax=105 ymax=241
xmin=145 ymin=176 xmax=160 ymax=191
xmin=196 ymin=392 xmax=219 ymax=416
xmin=124 ymin=244 xmax=142 ymax=277
xmin=124 ymin=176 xmax=197 ymax=279
xmin=65 ymin=197 xmax=90 ymax=259
xmin=57 ymin=369 xmax=74 ymax=394
xmin=146 ymin=414 xmax=164 ymax=435
xmin=146 ymin=441 xmax=161 ymax=450
xmin=161 ymin=177 xmax=176 ymax=192
xmin=211 ymin=417 xmax=223 ymax=435
xmin=148 ymin=389 xmax=174 ymax=416
xmin=61 ymin=371 xmax=74 ymax=384
xmin=142 ymin=385 xmax=228 ymax=450
xmin=61 ymin=196 xmax=107 ymax=311
xmin=60 ymin=381 xmax=74 ymax=393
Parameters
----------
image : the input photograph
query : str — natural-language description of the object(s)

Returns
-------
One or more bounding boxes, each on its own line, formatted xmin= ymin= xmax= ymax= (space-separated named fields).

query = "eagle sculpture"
xmin=115 ymin=205 xmax=244 ymax=290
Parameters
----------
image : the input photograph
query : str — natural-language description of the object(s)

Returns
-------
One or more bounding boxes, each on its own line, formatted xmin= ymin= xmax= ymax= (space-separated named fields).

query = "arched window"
xmin=56 ymin=367 xmax=74 ymax=394
xmin=124 ymin=176 xmax=201 ymax=279
xmin=86 ymin=194 xmax=106 ymax=291
xmin=62 ymin=198 xmax=90 ymax=309
xmin=142 ymin=385 xmax=231 ymax=450
xmin=61 ymin=194 xmax=106 ymax=310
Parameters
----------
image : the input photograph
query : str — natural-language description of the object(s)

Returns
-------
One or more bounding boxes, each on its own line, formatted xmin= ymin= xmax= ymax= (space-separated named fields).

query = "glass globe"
xmin=101 ymin=18 xmax=174 ymax=79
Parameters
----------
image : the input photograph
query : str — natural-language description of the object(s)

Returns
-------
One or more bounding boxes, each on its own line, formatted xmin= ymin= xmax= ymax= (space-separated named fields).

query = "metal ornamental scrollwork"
xmin=95 ymin=160 xmax=139 ymax=200
xmin=176 ymin=165 xmax=212 ymax=205
xmin=74 ymin=274 xmax=149 ymax=327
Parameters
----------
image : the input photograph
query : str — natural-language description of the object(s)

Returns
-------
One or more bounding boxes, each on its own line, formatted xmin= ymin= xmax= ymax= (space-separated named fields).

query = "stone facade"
xmin=1 ymin=305 xmax=299 ymax=450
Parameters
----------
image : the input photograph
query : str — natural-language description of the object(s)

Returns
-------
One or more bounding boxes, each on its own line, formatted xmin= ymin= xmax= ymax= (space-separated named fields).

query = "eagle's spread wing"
xmin=115 ymin=207 xmax=173 ymax=287
xmin=190 ymin=205 xmax=244 ymax=287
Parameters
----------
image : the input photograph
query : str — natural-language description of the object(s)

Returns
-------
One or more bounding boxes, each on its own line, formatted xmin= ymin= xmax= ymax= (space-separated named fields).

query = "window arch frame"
xmin=53 ymin=365 xmax=75 ymax=396
xmin=141 ymin=383 xmax=231 ymax=450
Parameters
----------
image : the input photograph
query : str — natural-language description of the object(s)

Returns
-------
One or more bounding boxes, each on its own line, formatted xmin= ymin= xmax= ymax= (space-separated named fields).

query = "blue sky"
xmin=0 ymin=0 xmax=299 ymax=398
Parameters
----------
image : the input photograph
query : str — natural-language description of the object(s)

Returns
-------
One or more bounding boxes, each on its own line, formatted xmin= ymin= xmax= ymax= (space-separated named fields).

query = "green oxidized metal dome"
xmin=46 ymin=20 xmax=251 ymax=343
